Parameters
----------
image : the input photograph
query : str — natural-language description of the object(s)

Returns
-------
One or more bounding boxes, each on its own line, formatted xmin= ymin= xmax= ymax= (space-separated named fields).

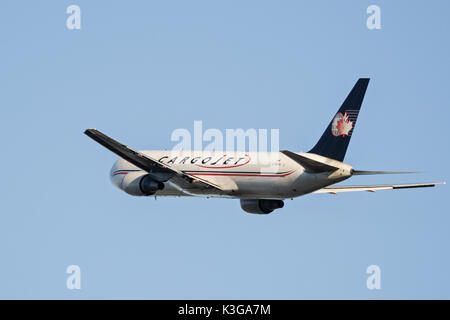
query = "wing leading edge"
xmin=313 ymin=182 xmax=445 ymax=194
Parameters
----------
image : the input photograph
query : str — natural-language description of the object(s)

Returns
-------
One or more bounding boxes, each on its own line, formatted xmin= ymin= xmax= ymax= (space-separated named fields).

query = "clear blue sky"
xmin=0 ymin=0 xmax=449 ymax=299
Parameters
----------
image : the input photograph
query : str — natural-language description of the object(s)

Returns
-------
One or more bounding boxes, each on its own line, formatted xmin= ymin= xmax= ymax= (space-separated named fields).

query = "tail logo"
xmin=331 ymin=112 xmax=354 ymax=137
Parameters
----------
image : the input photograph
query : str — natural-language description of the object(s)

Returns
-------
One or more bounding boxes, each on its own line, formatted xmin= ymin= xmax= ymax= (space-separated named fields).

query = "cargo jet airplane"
xmin=84 ymin=79 xmax=444 ymax=214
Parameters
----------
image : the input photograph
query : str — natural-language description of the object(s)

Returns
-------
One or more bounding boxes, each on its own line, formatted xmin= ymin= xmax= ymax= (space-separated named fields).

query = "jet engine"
xmin=122 ymin=173 xmax=165 ymax=196
xmin=139 ymin=174 xmax=165 ymax=195
xmin=240 ymin=199 xmax=284 ymax=214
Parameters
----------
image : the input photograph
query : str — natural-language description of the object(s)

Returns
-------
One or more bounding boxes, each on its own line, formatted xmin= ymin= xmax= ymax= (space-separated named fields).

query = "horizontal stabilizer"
xmin=313 ymin=182 xmax=445 ymax=194
xmin=352 ymin=170 xmax=420 ymax=175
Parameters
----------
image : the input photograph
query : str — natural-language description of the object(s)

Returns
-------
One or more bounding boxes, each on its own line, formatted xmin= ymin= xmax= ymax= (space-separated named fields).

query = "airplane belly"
xmin=290 ymin=172 xmax=343 ymax=196
xmin=231 ymin=174 xmax=300 ymax=199
xmin=155 ymin=181 xmax=191 ymax=197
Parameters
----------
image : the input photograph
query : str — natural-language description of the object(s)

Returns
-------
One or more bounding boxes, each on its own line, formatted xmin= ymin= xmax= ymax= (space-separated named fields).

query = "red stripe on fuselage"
xmin=112 ymin=170 xmax=295 ymax=178
xmin=112 ymin=172 xmax=129 ymax=176
xmin=187 ymin=170 xmax=295 ymax=177
xmin=195 ymin=157 xmax=251 ymax=169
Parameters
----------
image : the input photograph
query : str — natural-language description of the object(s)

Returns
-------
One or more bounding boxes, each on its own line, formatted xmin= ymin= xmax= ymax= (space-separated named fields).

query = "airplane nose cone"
xmin=110 ymin=159 xmax=125 ymax=189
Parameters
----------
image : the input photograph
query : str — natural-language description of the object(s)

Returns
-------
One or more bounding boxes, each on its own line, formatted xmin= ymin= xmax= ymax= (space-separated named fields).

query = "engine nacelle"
xmin=122 ymin=173 xmax=164 ymax=196
xmin=139 ymin=175 xmax=165 ymax=195
xmin=240 ymin=199 xmax=284 ymax=214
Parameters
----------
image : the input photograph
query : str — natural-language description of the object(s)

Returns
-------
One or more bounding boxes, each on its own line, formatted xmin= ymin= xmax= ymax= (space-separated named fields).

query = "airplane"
xmin=84 ymin=78 xmax=444 ymax=214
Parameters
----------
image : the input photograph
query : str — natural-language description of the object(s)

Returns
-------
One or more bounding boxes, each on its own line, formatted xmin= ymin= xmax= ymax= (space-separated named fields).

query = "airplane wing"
xmin=84 ymin=129 xmax=224 ymax=191
xmin=313 ymin=182 xmax=445 ymax=194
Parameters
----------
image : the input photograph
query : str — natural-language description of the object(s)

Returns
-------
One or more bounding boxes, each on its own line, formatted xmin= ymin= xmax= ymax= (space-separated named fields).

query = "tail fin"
xmin=308 ymin=78 xmax=370 ymax=162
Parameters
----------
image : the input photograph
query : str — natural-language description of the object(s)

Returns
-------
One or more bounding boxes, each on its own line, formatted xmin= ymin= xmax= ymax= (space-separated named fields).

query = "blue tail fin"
xmin=308 ymin=78 xmax=370 ymax=161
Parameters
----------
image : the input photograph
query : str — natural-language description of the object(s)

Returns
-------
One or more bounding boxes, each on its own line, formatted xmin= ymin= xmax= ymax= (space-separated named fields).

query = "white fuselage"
xmin=110 ymin=151 xmax=353 ymax=199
